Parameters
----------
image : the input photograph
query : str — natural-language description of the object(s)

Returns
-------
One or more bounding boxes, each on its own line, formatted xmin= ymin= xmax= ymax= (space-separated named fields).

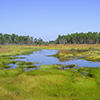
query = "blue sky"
xmin=0 ymin=0 xmax=100 ymax=41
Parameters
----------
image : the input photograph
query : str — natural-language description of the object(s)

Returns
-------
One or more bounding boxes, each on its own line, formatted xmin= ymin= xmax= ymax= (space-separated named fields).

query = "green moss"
xmin=18 ymin=61 xmax=37 ymax=65
xmin=0 ymin=64 xmax=10 ymax=68
xmin=64 ymin=64 xmax=77 ymax=68
xmin=0 ymin=68 xmax=24 ymax=77
xmin=40 ymin=64 xmax=60 ymax=70
xmin=25 ymin=62 xmax=33 ymax=65
xmin=19 ymin=65 xmax=37 ymax=68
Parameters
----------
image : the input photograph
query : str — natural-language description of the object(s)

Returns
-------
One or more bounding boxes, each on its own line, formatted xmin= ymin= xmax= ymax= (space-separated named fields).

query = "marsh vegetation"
xmin=1 ymin=44 xmax=100 ymax=100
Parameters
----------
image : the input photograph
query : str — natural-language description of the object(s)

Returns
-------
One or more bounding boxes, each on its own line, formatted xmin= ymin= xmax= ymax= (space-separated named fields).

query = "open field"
xmin=0 ymin=44 xmax=100 ymax=100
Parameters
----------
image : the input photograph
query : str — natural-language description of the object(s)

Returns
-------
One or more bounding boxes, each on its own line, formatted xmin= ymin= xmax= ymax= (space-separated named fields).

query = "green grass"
xmin=53 ymin=48 xmax=100 ymax=62
xmin=0 ymin=67 xmax=100 ymax=100
xmin=0 ymin=45 xmax=100 ymax=100
xmin=0 ymin=45 xmax=38 ymax=69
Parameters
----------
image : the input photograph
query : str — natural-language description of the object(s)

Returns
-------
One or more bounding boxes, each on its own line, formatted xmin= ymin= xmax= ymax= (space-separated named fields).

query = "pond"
xmin=9 ymin=49 xmax=100 ymax=68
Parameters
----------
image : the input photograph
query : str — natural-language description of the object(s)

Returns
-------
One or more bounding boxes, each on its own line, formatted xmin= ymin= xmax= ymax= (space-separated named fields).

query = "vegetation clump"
xmin=18 ymin=64 xmax=37 ymax=68
xmin=64 ymin=64 xmax=77 ymax=68
xmin=54 ymin=48 xmax=100 ymax=62
xmin=40 ymin=64 xmax=60 ymax=70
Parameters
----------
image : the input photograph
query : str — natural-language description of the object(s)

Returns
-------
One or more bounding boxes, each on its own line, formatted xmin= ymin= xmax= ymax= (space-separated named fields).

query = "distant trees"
xmin=56 ymin=32 xmax=100 ymax=44
xmin=1 ymin=32 xmax=100 ymax=45
xmin=0 ymin=33 xmax=44 ymax=45
xmin=33 ymin=38 xmax=44 ymax=45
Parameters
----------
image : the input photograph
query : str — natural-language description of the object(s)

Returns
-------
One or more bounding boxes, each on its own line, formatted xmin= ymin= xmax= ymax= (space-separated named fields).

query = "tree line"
xmin=1 ymin=32 xmax=100 ymax=45
xmin=0 ymin=33 xmax=44 ymax=45
xmin=56 ymin=32 xmax=100 ymax=44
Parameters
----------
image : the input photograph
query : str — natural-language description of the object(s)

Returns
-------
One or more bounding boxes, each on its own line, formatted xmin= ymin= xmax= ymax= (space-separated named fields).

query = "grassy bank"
xmin=52 ymin=45 xmax=100 ymax=62
xmin=0 ymin=45 xmax=38 ymax=69
xmin=0 ymin=67 xmax=100 ymax=100
xmin=0 ymin=44 xmax=100 ymax=100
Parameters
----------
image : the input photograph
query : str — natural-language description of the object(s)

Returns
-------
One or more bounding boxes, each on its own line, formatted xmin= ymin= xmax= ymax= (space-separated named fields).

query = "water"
xmin=9 ymin=49 xmax=100 ymax=68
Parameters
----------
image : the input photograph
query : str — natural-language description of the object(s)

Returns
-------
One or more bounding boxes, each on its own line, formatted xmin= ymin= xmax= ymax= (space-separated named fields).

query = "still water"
xmin=10 ymin=49 xmax=100 ymax=68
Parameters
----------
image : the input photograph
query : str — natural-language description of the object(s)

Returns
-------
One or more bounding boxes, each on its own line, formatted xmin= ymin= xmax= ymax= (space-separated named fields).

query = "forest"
xmin=0 ymin=33 xmax=44 ymax=45
xmin=56 ymin=32 xmax=100 ymax=44
xmin=1 ymin=32 xmax=100 ymax=45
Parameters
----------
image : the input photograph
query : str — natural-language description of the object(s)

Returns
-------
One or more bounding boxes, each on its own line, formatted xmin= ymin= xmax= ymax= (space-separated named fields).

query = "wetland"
xmin=8 ymin=49 xmax=100 ymax=69
xmin=1 ymin=45 xmax=100 ymax=100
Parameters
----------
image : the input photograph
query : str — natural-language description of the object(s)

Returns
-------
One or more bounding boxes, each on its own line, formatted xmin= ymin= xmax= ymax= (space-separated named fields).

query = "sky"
xmin=0 ymin=0 xmax=100 ymax=41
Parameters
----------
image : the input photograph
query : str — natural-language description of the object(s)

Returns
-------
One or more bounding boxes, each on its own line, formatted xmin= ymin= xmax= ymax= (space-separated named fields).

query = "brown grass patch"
xmin=0 ymin=47 xmax=11 ymax=53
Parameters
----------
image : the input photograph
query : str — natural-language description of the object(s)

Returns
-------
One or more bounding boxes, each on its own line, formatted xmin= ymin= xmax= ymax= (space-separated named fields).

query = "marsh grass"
xmin=1 ymin=45 xmax=100 ymax=100
xmin=18 ymin=65 xmax=37 ymax=68
xmin=53 ymin=47 xmax=100 ymax=62
xmin=60 ymin=64 xmax=77 ymax=69
xmin=0 ymin=67 xmax=100 ymax=100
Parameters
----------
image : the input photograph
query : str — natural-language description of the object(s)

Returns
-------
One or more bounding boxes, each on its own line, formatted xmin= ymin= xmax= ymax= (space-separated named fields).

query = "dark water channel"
xmin=9 ymin=49 xmax=100 ymax=69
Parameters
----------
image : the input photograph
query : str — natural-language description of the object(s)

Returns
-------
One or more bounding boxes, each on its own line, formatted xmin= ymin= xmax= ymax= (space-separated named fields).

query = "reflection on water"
xmin=9 ymin=49 xmax=100 ymax=68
